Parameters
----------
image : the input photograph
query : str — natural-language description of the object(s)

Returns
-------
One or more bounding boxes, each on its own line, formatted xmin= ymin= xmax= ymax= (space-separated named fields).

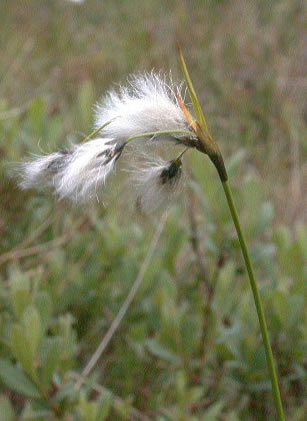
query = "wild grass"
xmin=0 ymin=0 xmax=306 ymax=420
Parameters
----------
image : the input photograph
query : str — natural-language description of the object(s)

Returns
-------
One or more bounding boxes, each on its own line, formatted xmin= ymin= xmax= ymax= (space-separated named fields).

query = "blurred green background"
xmin=0 ymin=0 xmax=306 ymax=420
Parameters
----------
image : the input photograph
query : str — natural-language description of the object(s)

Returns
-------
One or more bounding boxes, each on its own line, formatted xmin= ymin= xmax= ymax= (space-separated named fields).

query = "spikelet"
xmin=129 ymin=156 xmax=183 ymax=213
xmin=95 ymin=72 xmax=195 ymax=145
xmin=19 ymin=138 xmax=123 ymax=202
xmin=19 ymin=72 xmax=196 ymax=209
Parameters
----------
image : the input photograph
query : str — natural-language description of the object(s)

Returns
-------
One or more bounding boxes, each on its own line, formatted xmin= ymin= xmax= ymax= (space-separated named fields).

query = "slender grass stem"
xmin=81 ymin=119 xmax=115 ymax=143
xmin=221 ymin=179 xmax=285 ymax=421
xmin=126 ymin=129 xmax=193 ymax=143
xmin=178 ymin=46 xmax=284 ymax=419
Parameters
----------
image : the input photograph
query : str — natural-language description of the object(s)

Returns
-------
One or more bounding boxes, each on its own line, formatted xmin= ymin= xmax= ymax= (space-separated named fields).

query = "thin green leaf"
xmin=10 ymin=274 xmax=31 ymax=320
xmin=178 ymin=46 xmax=209 ymax=133
xmin=145 ymin=339 xmax=180 ymax=364
xmin=96 ymin=391 xmax=112 ymax=421
xmin=11 ymin=324 xmax=35 ymax=378
xmin=22 ymin=305 xmax=42 ymax=359
xmin=0 ymin=359 xmax=41 ymax=399
xmin=204 ymin=401 xmax=224 ymax=420
xmin=41 ymin=337 xmax=61 ymax=387
xmin=35 ymin=291 xmax=52 ymax=335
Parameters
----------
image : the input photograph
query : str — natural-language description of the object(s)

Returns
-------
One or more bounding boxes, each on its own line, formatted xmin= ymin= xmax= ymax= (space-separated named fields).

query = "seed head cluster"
xmin=95 ymin=72 xmax=191 ymax=144
xmin=18 ymin=72 xmax=198 ymax=211
xmin=130 ymin=156 xmax=183 ymax=213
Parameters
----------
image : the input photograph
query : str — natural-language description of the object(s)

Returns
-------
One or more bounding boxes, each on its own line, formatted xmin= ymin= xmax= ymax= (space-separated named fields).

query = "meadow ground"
xmin=0 ymin=1 xmax=306 ymax=420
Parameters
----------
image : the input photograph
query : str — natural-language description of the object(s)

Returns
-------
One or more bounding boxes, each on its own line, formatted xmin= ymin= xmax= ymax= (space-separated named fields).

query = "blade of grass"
xmin=178 ymin=45 xmax=209 ymax=135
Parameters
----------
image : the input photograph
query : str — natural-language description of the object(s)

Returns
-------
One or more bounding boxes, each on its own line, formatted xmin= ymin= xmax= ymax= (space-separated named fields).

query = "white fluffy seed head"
xmin=95 ymin=72 xmax=193 ymax=144
xmin=18 ymin=72 xmax=195 ymax=207
xmin=19 ymin=138 xmax=123 ymax=202
xmin=19 ymin=152 xmax=69 ymax=190
xmin=129 ymin=156 xmax=183 ymax=213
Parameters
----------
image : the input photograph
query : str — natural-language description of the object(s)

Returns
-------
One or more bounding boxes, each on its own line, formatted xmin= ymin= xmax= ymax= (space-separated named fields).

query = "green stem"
xmin=126 ymin=129 xmax=193 ymax=143
xmin=221 ymin=179 xmax=285 ymax=421
xmin=81 ymin=119 xmax=115 ymax=143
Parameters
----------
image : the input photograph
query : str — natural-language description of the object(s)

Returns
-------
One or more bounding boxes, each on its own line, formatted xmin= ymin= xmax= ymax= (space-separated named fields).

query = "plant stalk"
xmin=126 ymin=129 xmax=194 ymax=143
xmin=221 ymin=179 xmax=285 ymax=421
xmin=177 ymin=46 xmax=284 ymax=419
xmin=81 ymin=119 xmax=114 ymax=143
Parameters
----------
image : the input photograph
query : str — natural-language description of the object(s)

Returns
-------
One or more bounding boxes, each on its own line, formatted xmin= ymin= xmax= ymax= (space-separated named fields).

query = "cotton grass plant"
xmin=18 ymin=49 xmax=285 ymax=420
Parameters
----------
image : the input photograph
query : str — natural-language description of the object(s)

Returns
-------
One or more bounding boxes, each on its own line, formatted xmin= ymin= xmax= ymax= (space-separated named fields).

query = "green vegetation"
xmin=0 ymin=1 xmax=305 ymax=420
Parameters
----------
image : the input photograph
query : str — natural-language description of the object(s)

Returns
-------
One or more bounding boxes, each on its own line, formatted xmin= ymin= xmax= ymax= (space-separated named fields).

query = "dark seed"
xmin=97 ymin=143 xmax=125 ymax=164
xmin=47 ymin=149 xmax=72 ymax=171
xmin=160 ymin=160 xmax=182 ymax=185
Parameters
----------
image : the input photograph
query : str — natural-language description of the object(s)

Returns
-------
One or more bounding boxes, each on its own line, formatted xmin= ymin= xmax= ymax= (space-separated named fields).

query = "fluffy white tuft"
xmin=54 ymin=138 xmax=121 ymax=201
xmin=129 ymin=155 xmax=183 ymax=213
xmin=18 ymin=73 xmax=195 ymax=206
xmin=19 ymin=152 xmax=68 ymax=190
xmin=95 ymin=72 xmax=192 ymax=143
xmin=19 ymin=138 xmax=122 ymax=202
